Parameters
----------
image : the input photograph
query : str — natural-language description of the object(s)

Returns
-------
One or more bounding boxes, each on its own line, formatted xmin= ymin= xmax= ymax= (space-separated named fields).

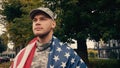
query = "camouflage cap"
xmin=30 ymin=7 xmax=57 ymax=20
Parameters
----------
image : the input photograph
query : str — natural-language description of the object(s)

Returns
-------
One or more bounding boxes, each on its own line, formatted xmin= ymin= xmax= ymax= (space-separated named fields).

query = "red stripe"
xmin=28 ymin=37 xmax=38 ymax=44
xmin=10 ymin=37 xmax=37 ymax=68
xmin=16 ymin=49 xmax=26 ymax=67
xmin=10 ymin=48 xmax=25 ymax=68
xmin=24 ymin=43 xmax=36 ymax=68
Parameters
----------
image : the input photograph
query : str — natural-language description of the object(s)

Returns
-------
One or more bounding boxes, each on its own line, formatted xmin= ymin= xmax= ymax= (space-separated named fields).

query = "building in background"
xmin=87 ymin=38 xmax=120 ymax=59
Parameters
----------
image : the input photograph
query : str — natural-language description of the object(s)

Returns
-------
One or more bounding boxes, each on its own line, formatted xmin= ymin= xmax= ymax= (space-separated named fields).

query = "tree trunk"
xmin=74 ymin=39 xmax=89 ymax=66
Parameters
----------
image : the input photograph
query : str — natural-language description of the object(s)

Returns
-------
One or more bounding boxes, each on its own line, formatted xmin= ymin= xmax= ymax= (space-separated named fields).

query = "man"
xmin=10 ymin=7 xmax=87 ymax=68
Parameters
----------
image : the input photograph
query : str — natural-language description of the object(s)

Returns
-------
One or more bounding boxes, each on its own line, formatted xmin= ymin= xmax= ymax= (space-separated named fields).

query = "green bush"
xmin=89 ymin=58 xmax=120 ymax=68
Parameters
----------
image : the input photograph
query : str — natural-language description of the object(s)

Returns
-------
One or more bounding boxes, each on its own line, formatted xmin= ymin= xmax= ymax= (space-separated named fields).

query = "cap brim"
xmin=30 ymin=10 xmax=51 ymax=19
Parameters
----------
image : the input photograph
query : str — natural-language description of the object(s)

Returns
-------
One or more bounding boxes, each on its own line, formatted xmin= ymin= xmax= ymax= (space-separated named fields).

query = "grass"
xmin=0 ymin=59 xmax=119 ymax=68
xmin=89 ymin=58 xmax=120 ymax=68
xmin=0 ymin=62 xmax=11 ymax=68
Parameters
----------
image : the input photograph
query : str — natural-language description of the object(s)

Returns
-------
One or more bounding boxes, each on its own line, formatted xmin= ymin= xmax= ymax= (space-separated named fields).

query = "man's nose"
xmin=35 ymin=20 xmax=41 ymax=25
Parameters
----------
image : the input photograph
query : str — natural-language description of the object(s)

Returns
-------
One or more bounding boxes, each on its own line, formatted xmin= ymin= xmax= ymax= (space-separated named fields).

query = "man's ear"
xmin=52 ymin=21 xmax=56 ymax=29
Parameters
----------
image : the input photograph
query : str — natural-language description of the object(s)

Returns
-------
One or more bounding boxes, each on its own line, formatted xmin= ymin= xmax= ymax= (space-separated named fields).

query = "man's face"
xmin=32 ymin=13 xmax=56 ymax=37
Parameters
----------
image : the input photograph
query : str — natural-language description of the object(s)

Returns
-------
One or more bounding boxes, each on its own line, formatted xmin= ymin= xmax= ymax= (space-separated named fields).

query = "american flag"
xmin=10 ymin=36 xmax=87 ymax=68
xmin=47 ymin=36 xmax=87 ymax=68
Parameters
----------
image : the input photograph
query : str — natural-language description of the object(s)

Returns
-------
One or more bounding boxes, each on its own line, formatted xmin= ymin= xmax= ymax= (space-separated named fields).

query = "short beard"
xmin=34 ymin=31 xmax=51 ymax=39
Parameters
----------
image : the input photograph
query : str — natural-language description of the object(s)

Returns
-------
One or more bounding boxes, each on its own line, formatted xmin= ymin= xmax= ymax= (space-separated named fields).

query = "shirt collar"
xmin=36 ymin=39 xmax=52 ymax=51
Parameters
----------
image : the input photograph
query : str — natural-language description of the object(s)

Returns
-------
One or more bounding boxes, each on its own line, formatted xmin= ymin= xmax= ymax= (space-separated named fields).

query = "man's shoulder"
xmin=58 ymin=42 xmax=78 ymax=56
xmin=53 ymin=36 xmax=79 ymax=56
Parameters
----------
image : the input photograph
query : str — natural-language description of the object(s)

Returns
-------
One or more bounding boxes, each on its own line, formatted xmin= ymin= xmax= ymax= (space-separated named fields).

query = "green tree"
xmin=2 ymin=0 xmax=44 ymax=53
xmin=0 ymin=37 xmax=7 ymax=53
xmin=88 ymin=0 xmax=120 ymax=41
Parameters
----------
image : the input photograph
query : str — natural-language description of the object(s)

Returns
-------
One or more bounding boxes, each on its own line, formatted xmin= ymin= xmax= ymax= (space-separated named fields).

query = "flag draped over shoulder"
xmin=10 ymin=36 xmax=87 ymax=68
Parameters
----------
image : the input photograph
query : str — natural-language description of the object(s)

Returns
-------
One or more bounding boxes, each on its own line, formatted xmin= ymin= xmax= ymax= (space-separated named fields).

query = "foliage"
xmin=1 ymin=0 xmax=45 ymax=48
xmin=109 ymin=51 xmax=118 ymax=59
xmin=88 ymin=49 xmax=98 ymax=58
xmin=0 ymin=37 xmax=7 ymax=53
xmin=89 ymin=58 xmax=120 ymax=68
xmin=87 ymin=0 xmax=120 ymax=41
xmin=2 ymin=0 xmax=22 ymax=22
xmin=0 ymin=33 xmax=8 ymax=46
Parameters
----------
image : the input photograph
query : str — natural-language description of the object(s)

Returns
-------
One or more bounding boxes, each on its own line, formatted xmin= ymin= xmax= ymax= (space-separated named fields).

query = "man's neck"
xmin=37 ymin=33 xmax=53 ymax=44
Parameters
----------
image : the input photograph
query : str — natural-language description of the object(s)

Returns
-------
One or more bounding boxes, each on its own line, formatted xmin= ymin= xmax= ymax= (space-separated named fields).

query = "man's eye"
xmin=32 ymin=19 xmax=37 ymax=22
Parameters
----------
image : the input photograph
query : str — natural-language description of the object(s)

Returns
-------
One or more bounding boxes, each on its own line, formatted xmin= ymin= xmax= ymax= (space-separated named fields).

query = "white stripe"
xmin=13 ymin=48 xmax=25 ymax=68
xmin=17 ymin=42 xmax=36 ymax=68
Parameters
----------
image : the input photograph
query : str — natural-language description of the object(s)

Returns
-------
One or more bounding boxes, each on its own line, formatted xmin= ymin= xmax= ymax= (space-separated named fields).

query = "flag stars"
xmin=49 ymin=51 xmax=52 ymax=54
xmin=80 ymin=59 xmax=84 ymax=63
xmin=74 ymin=52 xmax=77 ymax=55
xmin=59 ymin=42 xmax=63 ymax=46
xmin=61 ymin=62 xmax=66 ymax=68
xmin=57 ymin=47 xmax=62 ymax=52
xmin=50 ymin=65 xmax=54 ymax=68
xmin=52 ymin=41 xmax=55 ymax=45
xmin=64 ymin=52 xmax=70 ymax=59
xmin=53 ymin=36 xmax=57 ymax=39
xmin=71 ymin=58 xmax=75 ymax=64
xmin=53 ymin=55 xmax=60 ymax=62
xmin=67 ymin=47 xmax=70 ymax=50
xmin=76 ymin=66 xmax=80 ymax=68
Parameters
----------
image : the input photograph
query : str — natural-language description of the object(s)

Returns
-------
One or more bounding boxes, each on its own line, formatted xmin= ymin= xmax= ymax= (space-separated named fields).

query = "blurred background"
xmin=0 ymin=0 xmax=120 ymax=68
